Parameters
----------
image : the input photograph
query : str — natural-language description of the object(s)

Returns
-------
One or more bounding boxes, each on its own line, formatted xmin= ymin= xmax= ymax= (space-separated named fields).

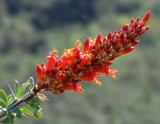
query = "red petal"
xmin=141 ymin=11 xmax=151 ymax=26
xmin=145 ymin=26 xmax=150 ymax=31
xmin=108 ymin=69 xmax=118 ymax=79
xmin=60 ymin=56 xmax=68 ymax=69
xmin=82 ymin=37 xmax=90 ymax=54
xmin=122 ymin=24 xmax=129 ymax=31
xmin=136 ymin=17 xmax=140 ymax=22
xmin=116 ymin=47 xmax=135 ymax=57
xmin=46 ymin=56 xmax=56 ymax=71
xmin=132 ymin=40 xmax=140 ymax=46
xmin=95 ymin=33 xmax=102 ymax=49
xmin=63 ymin=83 xmax=84 ymax=94
xmin=81 ymin=71 xmax=97 ymax=82
xmin=107 ymin=32 xmax=112 ymax=40
xmin=37 ymin=64 xmax=43 ymax=82
xmin=130 ymin=18 xmax=134 ymax=24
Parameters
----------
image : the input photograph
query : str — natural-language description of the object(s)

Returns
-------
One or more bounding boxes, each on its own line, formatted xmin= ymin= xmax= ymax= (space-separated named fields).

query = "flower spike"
xmin=83 ymin=37 xmax=90 ymax=54
xmin=33 ymin=12 xmax=150 ymax=95
xmin=141 ymin=11 xmax=151 ymax=26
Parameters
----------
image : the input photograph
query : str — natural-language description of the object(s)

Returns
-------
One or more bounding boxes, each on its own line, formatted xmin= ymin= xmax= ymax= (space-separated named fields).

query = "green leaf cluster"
xmin=0 ymin=77 xmax=46 ymax=124
xmin=0 ymin=89 xmax=14 ymax=124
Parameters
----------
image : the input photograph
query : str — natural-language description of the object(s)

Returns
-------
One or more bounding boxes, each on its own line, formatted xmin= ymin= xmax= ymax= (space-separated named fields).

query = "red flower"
xmin=36 ymin=65 xmax=43 ymax=81
xmin=34 ymin=12 xmax=150 ymax=95
xmin=46 ymin=50 xmax=57 ymax=71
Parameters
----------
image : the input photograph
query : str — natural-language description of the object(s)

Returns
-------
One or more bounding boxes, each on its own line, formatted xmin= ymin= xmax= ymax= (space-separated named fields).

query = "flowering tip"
xmin=130 ymin=18 xmax=134 ymax=24
xmin=37 ymin=64 xmax=41 ymax=70
xmin=95 ymin=33 xmax=102 ymax=49
xmin=41 ymin=62 xmax=45 ymax=67
xmin=107 ymin=32 xmax=112 ymax=40
xmin=145 ymin=26 xmax=150 ymax=30
xmin=103 ymin=37 xmax=107 ymax=41
xmin=136 ymin=17 xmax=140 ymax=22
xmin=122 ymin=24 xmax=129 ymax=31
xmin=141 ymin=11 xmax=151 ymax=26
xmin=96 ymin=33 xmax=102 ymax=42
xmin=82 ymin=37 xmax=90 ymax=54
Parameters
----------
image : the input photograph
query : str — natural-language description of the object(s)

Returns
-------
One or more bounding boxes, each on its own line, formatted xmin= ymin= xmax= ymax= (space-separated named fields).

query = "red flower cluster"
xmin=33 ymin=12 xmax=150 ymax=95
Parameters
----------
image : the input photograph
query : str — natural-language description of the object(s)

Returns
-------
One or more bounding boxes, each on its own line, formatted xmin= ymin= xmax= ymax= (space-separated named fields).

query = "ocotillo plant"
xmin=0 ymin=11 xmax=150 ymax=124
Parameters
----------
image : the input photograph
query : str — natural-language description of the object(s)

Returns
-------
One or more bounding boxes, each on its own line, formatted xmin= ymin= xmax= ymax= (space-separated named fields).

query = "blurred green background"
xmin=0 ymin=0 xmax=160 ymax=124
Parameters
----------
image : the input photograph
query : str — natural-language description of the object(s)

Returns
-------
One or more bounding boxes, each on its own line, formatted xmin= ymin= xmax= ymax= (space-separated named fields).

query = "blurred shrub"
xmin=31 ymin=0 xmax=97 ymax=30
xmin=114 ymin=1 xmax=141 ymax=13
xmin=5 ymin=0 xmax=22 ymax=15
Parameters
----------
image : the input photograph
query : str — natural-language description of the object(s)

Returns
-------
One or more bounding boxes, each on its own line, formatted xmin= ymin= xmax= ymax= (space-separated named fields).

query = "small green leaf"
xmin=15 ymin=80 xmax=19 ymax=97
xmin=28 ymin=77 xmax=34 ymax=89
xmin=19 ymin=105 xmax=27 ymax=110
xmin=17 ymin=83 xmax=27 ymax=99
xmin=7 ymin=95 xmax=13 ymax=106
xmin=33 ymin=96 xmax=40 ymax=105
xmin=34 ymin=108 xmax=43 ymax=118
xmin=0 ymin=100 xmax=6 ymax=108
xmin=8 ymin=112 xmax=14 ymax=124
xmin=0 ymin=89 xmax=8 ymax=106
xmin=21 ymin=109 xmax=33 ymax=116
xmin=15 ymin=108 xmax=22 ymax=119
